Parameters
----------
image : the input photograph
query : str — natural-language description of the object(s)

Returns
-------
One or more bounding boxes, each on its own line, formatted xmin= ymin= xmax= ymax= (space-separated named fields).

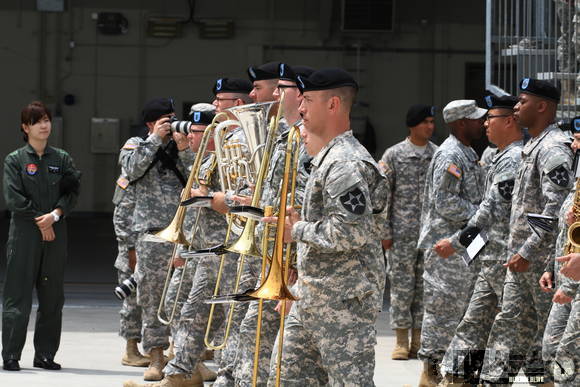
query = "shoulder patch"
xmin=122 ymin=143 xmax=138 ymax=150
xmin=547 ymin=165 xmax=570 ymax=188
xmin=446 ymin=163 xmax=462 ymax=179
xmin=339 ymin=187 xmax=366 ymax=215
xmin=497 ymin=179 xmax=515 ymax=201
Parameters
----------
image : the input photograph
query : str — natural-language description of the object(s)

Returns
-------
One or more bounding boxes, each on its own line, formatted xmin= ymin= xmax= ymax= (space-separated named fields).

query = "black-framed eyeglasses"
xmin=485 ymin=114 xmax=511 ymax=121
xmin=215 ymin=97 xmax=238 ymax=102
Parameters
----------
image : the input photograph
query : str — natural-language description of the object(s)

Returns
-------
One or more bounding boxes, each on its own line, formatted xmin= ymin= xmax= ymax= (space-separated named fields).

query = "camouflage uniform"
xmin=378 ymin=138 xmax=437 ymax=330
xmin=233 ymin=120 xmax=309 ymax=387
xmin=439 ymin=140 xmax=523 ymax=379
xmin=480 ymin=145 xmax=498 ymax=174
xmin=112 ymin=168 xmax=142 ymax=341
xmin=551 ymin=288 xmax=579 ymax=386
xmin=120 ymin=134 xmax=194 ymax=353
xmin=267 ymin=131 xmax=387 ymax=386
xmin=542 ymin=190 xmax=579 ymax=385
xmin=163 ymin=136 xmax=258 ymax=385
xmin=416 ymin=134 xmax=484 ymax=365
xmin=480 ymin=126 xmax=573 ymax=384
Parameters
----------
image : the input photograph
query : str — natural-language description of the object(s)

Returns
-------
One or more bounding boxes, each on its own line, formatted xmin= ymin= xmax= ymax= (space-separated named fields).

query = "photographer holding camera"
xmin=119 ymin=97 xmax=194 ymax=382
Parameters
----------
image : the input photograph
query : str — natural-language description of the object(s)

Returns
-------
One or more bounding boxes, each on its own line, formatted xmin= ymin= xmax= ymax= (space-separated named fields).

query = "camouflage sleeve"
xmin=292 ymin=147 xmax=310 ymax=208
xmin=292 ymin=160 xmax=376 ymax=252
xmin=378 ymin=148 xmax=393 ymax=240
xmin=518 ymin=150 xmax=573 ymax=261
xmin=119 ymin=134 xmax=162 ymax=181
xmin=113 ymin=185 xmax=137 ymax=249
xmin=177 ymin=148 xmax=195 ymax=176
xmin=432 ymin=155 xmax=478 ymax=223
xmin=560 ymin=274 xmax=580 ymax=297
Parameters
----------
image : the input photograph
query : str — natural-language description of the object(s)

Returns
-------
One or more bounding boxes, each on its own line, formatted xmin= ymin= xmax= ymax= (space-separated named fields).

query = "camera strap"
xmin=130 ymin=142 xmax=186 ymax=187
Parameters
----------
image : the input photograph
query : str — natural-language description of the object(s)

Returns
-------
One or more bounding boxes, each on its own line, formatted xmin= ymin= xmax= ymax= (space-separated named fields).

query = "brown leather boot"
xmin=409 ymin=328 xmax=421 ymax=359
xmin=418 ymin=360 xmax=439 ymax=387
xmin=392 ymin=328 xmax=410 ymax=360
xmin=123 ymin=373 xmax=202 ymax=387
xmin=436 ymin=374 xmax=467 ymax=387
xmin=143 ymin=347 xmax=165 ymax=381
xmin=122 ymin=339 xmax=150 ymax=367
xmin=197 ymin=362 xmax=217 ymax=381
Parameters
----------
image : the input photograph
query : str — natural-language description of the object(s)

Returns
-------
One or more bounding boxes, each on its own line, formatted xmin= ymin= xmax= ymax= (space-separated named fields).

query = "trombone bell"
xmin=155 ymin=207 xmax=190 ymax=245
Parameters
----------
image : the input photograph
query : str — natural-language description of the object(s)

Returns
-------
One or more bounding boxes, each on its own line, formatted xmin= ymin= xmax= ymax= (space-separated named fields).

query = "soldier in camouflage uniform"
xmin=232 ymin=63 xmax=313 ymax=387
xmin=120 ymin=98 xmax=195 ymax=381
xmin=416 ymin=99 xmax=487 ymax=386
xmin=112 ymin=166 xmax=148 ymax=368
xmin=377 ymin=104 xmax=437 ymax=361
xmin=480 ymin=79 xmax=573 ymax=385
xmin=264 ymin=68 xmax=387 ymax=386
xmin=435 ymin=95 xmax=523 ymax=384
xmin=480 ymin=145 xmax=498 ymax=174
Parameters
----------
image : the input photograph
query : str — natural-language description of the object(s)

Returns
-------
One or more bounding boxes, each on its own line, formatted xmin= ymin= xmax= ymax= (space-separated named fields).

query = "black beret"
xmin=212 ymin=78 xmax=253 ymax=95
xmin=519 ymin=78 xmax=560 ymax=103
xmin=406 ymin=104 xmax=435 ymax=127
xmin=247 ymin=61 xmax=281 ymax=82
xmin=484 ymin=94 xmax=518 ymax=110
xmin=278 ymin=63 xmax=316 ymax=83
xmin=190 ymin=110 xmax=215 ymax=126
xmin=142 ymin=97 xmax=175 ymax=123
xmin=296 ymin=68 xmax=359 ymax=93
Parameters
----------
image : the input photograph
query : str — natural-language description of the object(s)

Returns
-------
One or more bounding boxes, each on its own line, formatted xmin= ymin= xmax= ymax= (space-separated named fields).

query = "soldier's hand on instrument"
xmin=40 ymin=225 xmax=55 ymax=242
xmin=153 ymin=117 xmax=171 ymax=138
xmin=231 ymin=195 xmax=252 ymax=205
xmin=552 ymin=288 xmax=573 ymax=304
xmin=539 ymin=271 xmax=554 ymax=292
xmin=504 ymin=253 xmax=530 ymax=272
xmin=287 ymin=267 xmax=298 ymax=286
xmin=172 ymin=256 xmax=185 ymax=268
xmin=211 ymin=192 xmax=230 ymax=214
xmin=172 ymin=132 xmax=188 ymax=151
xmin=434 ymin=239 xmax=455 ymax=258
xmin=557 ymin=253 xmax=580 ymax=281
xmin=191 ymin=186 xmax=209 ymax=197
xmin=284 ymin=207 xmax=300 ymax=243
xmin=274 ymin=300 xmax=293 ymax=316
xmin=566 ymin=207 xmax=576 ymax=226
xmin=35 ymin=213 xmax=55 ymax=230
xmin=382 ymin=239 xmax=393 ymax=250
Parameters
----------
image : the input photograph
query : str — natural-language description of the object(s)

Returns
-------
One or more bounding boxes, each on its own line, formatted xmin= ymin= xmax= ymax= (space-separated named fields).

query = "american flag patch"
xmin=446 ymin=163 xmax=462 ymax=179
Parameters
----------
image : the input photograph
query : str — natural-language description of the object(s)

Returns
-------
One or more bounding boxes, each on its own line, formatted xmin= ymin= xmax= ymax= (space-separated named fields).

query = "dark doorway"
xmin=465 ymin=62 xmax=489 ymax=157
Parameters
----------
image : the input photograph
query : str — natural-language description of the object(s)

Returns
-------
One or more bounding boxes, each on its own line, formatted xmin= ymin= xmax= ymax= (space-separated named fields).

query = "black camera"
xmin=114 ymin=276 xmax=137 ymax=300
xmin=169 ymin=116 xmax=192 ymax=135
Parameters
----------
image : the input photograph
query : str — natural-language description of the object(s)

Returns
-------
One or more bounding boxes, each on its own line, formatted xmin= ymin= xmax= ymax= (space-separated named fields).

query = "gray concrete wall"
xmin=0 ymin=0 xmax=485 ymax=212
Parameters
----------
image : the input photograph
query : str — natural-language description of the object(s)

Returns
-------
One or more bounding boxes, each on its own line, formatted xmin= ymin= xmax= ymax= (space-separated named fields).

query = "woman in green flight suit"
xmin=2 ymin=101 xmax=80 ymax=371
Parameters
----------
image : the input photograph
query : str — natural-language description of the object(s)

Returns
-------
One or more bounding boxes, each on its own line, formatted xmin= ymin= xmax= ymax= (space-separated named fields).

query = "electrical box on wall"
xmin=91 ymin=118 xmax=120 ymax=154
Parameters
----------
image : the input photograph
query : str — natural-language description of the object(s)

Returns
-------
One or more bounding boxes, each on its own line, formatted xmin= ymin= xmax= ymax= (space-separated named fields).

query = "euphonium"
xmin=156 ymin=113 xmax=228 ymax=325
xmin=565 ymin=178 xmax=580 ymax=254
xmin=203 ymin=96 xmax=285 ymax=351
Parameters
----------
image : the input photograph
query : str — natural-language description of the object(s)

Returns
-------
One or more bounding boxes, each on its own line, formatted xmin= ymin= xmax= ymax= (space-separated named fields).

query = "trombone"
xmin=155 ymin=112 xmax=228 ymax=325
xmin=250 ymin=124 xmax=301 ymax=387
xmin=203 ymin=96 xmax=285 ymax=350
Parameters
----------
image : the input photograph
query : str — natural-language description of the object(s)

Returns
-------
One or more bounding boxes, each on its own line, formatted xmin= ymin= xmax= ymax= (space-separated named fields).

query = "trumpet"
xmin=156 ymin=113 xmax=228 ymax=326
xmin=203 ymin=96 xmax=285 ymax=351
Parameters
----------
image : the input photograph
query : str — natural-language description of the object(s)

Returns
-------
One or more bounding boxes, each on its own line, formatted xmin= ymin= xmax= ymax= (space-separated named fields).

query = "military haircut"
xmin=323 ymin=86 xmax=357 ymax=112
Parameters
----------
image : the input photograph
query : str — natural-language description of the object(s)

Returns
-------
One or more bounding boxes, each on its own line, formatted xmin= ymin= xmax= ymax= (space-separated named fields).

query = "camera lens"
xmin=170 ymin=120 xmax=192 ymax=135
xmin=114 ymin=276 xmax=137 ymax=300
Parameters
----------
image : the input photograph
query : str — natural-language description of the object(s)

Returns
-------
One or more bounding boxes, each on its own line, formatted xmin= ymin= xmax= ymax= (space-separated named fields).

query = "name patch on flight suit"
xmin=26 ymin=163 xmax=38 ymax=175
xmin=48 ymin=165 xmax=61 ymax=174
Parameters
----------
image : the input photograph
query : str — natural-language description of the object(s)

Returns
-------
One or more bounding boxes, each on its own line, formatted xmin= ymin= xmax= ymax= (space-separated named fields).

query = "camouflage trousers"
xmin=480 ymin=259 xmax=553 ymax=384
xmin=440 ymin=260 xmax=506 ymax=378
xmin=118 ymin=270 xmax=142 ymax=341
xmin=135 ymin=235 xmax=173 ymax=353
xmin=418 ymin=249 xmax=478 ymax=363
xmin=164 ymin=253 xmax=258 ymax=383
xmin=386 ymin=240 xmax=424 ymax=329
xmin=267 ymin=296 xmax=378 ymax=387
xmin=164 ymin=262 xmax=195 ymax=338
xmin=233 ymin=274 xmax=279 ymax=387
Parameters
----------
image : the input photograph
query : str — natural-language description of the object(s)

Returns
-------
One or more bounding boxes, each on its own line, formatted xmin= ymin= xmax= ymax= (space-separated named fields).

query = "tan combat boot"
xmin=122 ymin=339 xmax=150 ymax=367
xmin=437 ymin=374 xmax=467 ymax=387
xmin=144 ymin=347 xmax=165 ymax=381
xmin=418 ymin=360 xmax=440 ymax=387
xmin=392 ymin=328 xmax=410 ymax=360
xmin=409 ymin=328 xmax=421 ymax=359
xmin=197 ymin=362 xmax=217 ymax=381
xmin=123 ymin=373 xmax=202 ymax=387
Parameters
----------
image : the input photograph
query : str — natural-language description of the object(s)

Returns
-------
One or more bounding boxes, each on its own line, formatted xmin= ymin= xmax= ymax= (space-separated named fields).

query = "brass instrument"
xmin=251 ymin=125 xmax=301 ymax=387
xmin=156 ymin=113 xmax=228 ymax=325
xmin=565 ymin=178 xmax=580 ymax=254
xmin=203 ymin=96 xmax=284 ymax=351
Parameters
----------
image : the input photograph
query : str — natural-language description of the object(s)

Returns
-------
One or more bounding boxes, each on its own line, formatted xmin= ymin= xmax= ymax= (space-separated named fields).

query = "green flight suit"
xmin=2 ymin=144 xmax=80 ymax=361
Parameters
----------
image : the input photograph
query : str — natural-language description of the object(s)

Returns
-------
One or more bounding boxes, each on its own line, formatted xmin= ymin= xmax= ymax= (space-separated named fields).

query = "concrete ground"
xmin=0 ymin=283 xmax=423 ymax=387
